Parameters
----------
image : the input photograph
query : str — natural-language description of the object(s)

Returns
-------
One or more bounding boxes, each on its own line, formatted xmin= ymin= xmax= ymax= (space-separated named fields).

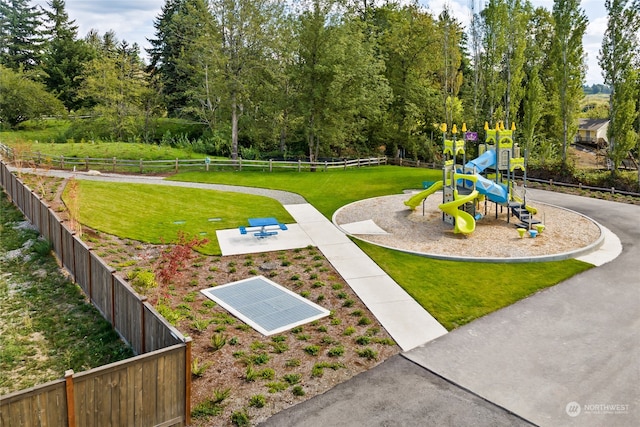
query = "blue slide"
xmin=463 ymin=150 xmax=509 ymax=204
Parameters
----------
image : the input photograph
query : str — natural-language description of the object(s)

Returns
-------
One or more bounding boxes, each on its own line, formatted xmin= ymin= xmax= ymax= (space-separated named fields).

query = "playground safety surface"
xmin=334 ymin=191 xmax=603 ymax=262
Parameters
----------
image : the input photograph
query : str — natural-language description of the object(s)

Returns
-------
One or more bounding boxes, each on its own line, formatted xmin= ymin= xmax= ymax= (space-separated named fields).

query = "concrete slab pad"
xmin=217 ymin=224 xmax=313 ymax=256
xmin=340 ymin=219 xmax=388 ymax=235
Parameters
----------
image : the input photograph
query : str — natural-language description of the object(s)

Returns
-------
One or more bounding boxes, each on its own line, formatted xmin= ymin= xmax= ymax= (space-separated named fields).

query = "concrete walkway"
xmin=283 ymin=203 xmax=447 ymax=350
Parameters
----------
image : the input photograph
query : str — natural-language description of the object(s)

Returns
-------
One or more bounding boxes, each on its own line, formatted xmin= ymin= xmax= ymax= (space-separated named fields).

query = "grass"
xmin=170 ymin=166 xmax=442 ymax=218
xmin=7 ymin=140 xmax=204 ymax=161
xmin=0 ymin=192 xmax=133 ymax=394
xmin=354 ymin=239 xmax=593 ymax=330
xmin=63 ymin=180 xmax=293 ymax=255
xmin=52 ymin=161 xmax=595 ymax=331
xmin=168 ymin=166 xmax=596 ymax=329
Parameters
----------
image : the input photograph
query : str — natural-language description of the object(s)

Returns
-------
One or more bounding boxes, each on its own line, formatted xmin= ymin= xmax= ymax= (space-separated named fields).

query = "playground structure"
xmin=405 ymin=122 xmax=540 ymax=234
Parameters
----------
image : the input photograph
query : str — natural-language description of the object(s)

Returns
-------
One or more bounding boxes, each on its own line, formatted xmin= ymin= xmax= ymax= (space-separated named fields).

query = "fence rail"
xmin=0 ymin=160 xmax=191 ymax=427
xmin=0 ymin=143 xmax=386 ymax=173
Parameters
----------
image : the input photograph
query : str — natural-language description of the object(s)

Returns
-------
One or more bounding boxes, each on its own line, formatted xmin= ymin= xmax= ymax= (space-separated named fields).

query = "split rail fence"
xmin=0 ymin=144 xmax=386 ymax=174
xmin=0 ymin=160 xmax=191 ymax=427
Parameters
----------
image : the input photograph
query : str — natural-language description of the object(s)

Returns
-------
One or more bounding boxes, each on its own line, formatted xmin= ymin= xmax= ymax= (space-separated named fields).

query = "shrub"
xmin=260 ymin=368 xmax=275 ymax=380
xmin=357 ymin=348 xmax=378 ymax=360
xmin=191 ymin=399 xmax=223 ymax=418
xmin=249 ymin=394 xmax=266 ymax=408
xmin=358 ymin=316 xmax=372 ymax=326
xmin=251 ymin=353 xmax=270 ymax=365
xmin=213 ymin=388 xmax=231 ymax=404
xmin=156 ymin=231 xmax=209 ymax=285
xmin=304 ymin=345 xmax=320 ymax=356
xmin=191 ymin=357 xmax=211 ymax=377
xmin=327 ymin=346 xmax=345 ymax=357
xmin=266 ymin=381 xmax=288 ymax=393
xmin=130 ymin=269 xmax=157 ymax=292
xmin=245 ymin=366 xmax=257 ymax=382
xmin=342 ymin=299 xmax=355 ymax=307
xmin=231 ymin=409 xmax=250 ymax=426
xmin=292 ymin=385 xmax=305 ymax=396
xmin=285 ymin=358 xmax=301 ymax=367
xmin=343 ymin=326 xmax=356 ymax=336
xmin=283 ymin=373 xmax=301 ymax=385
xmin=210 ymin=334 xmax=227 ymax=351
xmin=355 ymin=335 xmax=371 ymax=345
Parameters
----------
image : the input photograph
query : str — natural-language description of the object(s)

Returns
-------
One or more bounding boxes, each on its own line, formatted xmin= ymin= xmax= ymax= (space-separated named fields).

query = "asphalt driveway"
xmin=261 ymin=189 xmax=640 ymax=427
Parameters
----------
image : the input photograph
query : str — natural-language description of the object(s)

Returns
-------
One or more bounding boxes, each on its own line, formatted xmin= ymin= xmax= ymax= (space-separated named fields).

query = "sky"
xmin=34 ymin=0 xmax=607 ymax=84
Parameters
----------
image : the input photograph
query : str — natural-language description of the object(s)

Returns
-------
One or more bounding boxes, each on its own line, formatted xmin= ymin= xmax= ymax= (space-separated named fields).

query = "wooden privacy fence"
xmin=0 ymin=160 xmax=191 ymax=427
xmin=0 ymin=144 xmax=386 ymax=173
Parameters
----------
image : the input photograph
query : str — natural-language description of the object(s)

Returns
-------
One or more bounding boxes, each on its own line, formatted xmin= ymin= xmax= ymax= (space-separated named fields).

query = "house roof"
xmin=578 ymin=118 xmax=610 ymax=131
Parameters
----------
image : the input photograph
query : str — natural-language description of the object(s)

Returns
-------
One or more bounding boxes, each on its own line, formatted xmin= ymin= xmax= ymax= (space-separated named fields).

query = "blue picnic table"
xmin=239 ymin=217 xmax=288 ymax=238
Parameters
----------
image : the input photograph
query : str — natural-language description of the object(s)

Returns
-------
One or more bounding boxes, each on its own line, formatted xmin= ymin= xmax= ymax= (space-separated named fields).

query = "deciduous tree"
xmin=598 ymin=0 xmax=640 ymax=174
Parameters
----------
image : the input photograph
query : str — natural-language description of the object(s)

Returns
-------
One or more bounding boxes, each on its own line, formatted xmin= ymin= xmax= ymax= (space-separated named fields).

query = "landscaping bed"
xmin=13 ymin=173 xmax=400 ymax=426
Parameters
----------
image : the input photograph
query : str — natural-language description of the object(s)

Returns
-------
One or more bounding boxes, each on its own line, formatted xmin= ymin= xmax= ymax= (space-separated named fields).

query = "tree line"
xmin=0 ymin=0 xmax=638 ymax=173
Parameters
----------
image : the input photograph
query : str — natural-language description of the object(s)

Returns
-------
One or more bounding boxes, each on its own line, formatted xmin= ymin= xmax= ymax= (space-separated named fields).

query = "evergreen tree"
xmin=598 ymin=0 xmax=640 ymax=174
xmin=147 ymin=0 xmax=206 ymax=116
xmin=550 ymin=0 xmax=587 ymax=166
xmin=0 ymin=0 xmax=45 ymax=70
xmin=41 ymin=0 xmax=95 ymax=111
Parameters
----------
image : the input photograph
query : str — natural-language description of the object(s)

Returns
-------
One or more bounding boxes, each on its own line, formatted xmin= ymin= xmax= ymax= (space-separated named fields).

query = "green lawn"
xmin=355 ymin=240 xmax=592 ymax=330
xmin=171 ymin=166 xmax=595 ymax=329
xmin=6 ymin=140 xmax=204 ymax=161
xmin=67 ymin=165 xmax=593 ymax=330
xmin=66 ymin=181 xmax=293 ymax=255
xmin=171 ymin=166 xmax=442 ymax=218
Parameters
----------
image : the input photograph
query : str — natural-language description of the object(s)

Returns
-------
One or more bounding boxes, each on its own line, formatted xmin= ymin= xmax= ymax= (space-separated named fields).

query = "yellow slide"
xmin=438 ymin=190 xmax=479 ymax=234
xmin=404 ymin=181 xmax=444 ymax=210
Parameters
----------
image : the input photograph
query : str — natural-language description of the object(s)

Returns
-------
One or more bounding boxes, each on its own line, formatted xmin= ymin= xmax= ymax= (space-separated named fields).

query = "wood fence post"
xmin=324 ymin=161 xmax=328 ymax=172
xmin=139 ymin=159 xmax=143 ymax=173
xmin=112 ymin=157 xmax=116 ymax=172
xmin=141 ymin=296 xmax=147 ymax=354
xmin=185 ymin=338 xmax=192 ymax=426
xmin=60 ymin=155 xmax=64 ymax=169
xmin=175 ymin=158 xmax=179 ymax=173
xmin=85 ymin=157 xmax=89 ymax=171
xmin=344 ymin=159 xmax=347 ymax=170
xmin=111 ymin=273 xmax=116 ymax=328
xmin=298 ymin=159 xmax=301 ymax=172
xmin=87 ymin=248 xmax=93 ymax=302
xmin=65 ymin=370 xmax=76 ymax=427
xmin=269 ymin=159 xmax=272 ymax=172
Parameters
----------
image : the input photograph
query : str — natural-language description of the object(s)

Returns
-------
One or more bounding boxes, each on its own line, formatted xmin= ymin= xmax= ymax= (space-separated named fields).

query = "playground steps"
xmin=511 ymin=204 xmax=541 ymax=228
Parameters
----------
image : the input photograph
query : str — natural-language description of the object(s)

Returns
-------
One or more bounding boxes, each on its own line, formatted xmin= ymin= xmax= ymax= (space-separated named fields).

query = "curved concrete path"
xmin=262 ymin=190 xmax=639 ymax=427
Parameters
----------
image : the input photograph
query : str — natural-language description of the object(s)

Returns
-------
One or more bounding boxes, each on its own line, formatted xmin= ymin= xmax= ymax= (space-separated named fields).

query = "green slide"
xmin=438 ymin=190 xmax=479 ymax=234
xmin=404 ymin=180 xmax=444 ymax=210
